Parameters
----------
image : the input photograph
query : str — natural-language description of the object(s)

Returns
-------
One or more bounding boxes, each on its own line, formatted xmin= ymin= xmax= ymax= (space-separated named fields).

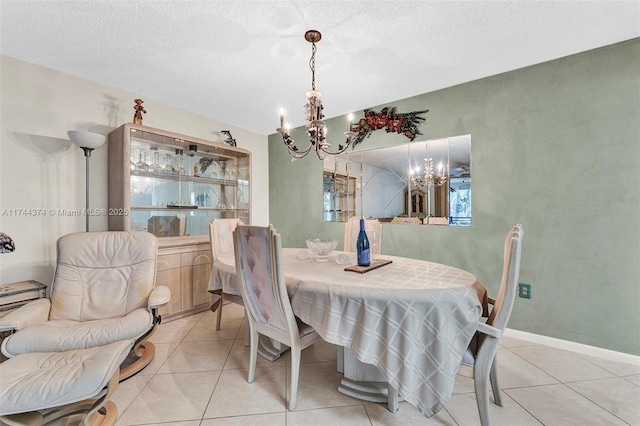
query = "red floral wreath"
xmin=351 ymin=106 xmax=428 ymax=148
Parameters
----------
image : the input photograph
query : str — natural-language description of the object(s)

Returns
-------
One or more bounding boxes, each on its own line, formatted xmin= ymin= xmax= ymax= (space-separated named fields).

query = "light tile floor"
xmin=9 ymin=303 xmax=639 ymax=426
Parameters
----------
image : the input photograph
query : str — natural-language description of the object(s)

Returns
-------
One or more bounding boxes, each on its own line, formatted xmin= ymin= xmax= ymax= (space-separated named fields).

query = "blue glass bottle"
xmin=356 ymin=218 xmax=371 ymax=266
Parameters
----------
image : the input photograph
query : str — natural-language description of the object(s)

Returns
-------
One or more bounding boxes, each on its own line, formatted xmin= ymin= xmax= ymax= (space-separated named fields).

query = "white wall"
xmin=0 ymin=55 xmax=269 ymax=285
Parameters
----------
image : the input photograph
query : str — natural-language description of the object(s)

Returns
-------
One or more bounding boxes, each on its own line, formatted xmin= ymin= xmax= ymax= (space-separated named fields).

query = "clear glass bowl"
xmin=305 ymin=238 xmax=338 ymax=262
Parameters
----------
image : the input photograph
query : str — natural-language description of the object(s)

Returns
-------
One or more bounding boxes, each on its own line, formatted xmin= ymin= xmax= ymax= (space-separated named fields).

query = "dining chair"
xmin=344 ymin=217 xmax=382 ymax=254
xmin=462 ymin=223 xmax=524 ymax=426
xmin=390 ymin=216 xmax=421 ymax=224
xmin=233 ymin=224 xmax=322 ymax=410
xmin=209 ymin=218 xmax=244 ymax=330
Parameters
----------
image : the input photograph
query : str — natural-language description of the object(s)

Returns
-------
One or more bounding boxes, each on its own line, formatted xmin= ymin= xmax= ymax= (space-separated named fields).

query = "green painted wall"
xmin=269 ymin=39 xmax=640 ymax=355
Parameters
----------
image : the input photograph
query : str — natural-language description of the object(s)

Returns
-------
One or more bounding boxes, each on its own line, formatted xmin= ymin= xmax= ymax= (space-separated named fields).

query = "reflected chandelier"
xmin=411 ymin=140 xmax=449 ymax=190
xmin=411 ymin=157 xmax=448 ymax=190
xmin=277 ymin=30 xmax=356 ymax=160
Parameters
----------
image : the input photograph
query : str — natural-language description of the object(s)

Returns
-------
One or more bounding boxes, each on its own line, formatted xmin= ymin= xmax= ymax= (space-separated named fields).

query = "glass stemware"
xmin=135 ymin=150 xmax=149 ymax=172
xmin=210 ymin=160 xmax=220 ymax=178
xmin=175 ymin=152 xmax=185 ymax=175
xmin=370 ymin=230 xmax=379 ymax=262
xmin=149 ymin=150 xmax=163 ymax=174
xmin=163 ymin=153 xmax=176 ymax=174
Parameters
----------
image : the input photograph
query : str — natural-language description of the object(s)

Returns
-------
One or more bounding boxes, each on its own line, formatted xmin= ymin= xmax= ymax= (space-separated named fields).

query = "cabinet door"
xmin=191 ymin=251 xmax=213 ymax=307
xmin=156 ymin=254 xmax=182 ymax=316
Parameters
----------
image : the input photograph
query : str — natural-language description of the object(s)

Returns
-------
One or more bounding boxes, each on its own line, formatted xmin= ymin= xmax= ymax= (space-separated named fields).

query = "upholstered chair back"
xmin=344 ymin=217 xmax=382 ymax=254
xmin=390 ymin=216 xmax=420 ymax=224
xmin=210 ymin=218 xmax=243 ymax=258
xmin=49 ymin=231 xmax=158 ymax=322
xmin=233 ymin=225 xmax=289 ymax=334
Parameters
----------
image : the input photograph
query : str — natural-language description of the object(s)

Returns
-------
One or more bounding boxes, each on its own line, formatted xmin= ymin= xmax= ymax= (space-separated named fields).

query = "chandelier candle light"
xmin=277 ymin=30 xmax=356 ymax=160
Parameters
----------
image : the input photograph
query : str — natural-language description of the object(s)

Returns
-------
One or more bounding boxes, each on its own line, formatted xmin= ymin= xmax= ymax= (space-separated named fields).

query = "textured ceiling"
xmin=1 ymin=1 xmax=638 ymax=135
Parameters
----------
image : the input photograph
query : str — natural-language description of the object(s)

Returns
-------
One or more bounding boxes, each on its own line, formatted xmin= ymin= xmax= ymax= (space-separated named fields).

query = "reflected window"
xmin=449 ymin=177 xmax=472 ymax=226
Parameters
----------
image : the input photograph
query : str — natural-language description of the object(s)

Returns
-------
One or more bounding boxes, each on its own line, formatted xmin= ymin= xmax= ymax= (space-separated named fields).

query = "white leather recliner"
xmin=0 ymin=231 xmax=170 ymax=379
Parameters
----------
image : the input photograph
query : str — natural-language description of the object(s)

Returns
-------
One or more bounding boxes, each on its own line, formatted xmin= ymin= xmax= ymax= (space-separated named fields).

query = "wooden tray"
xmin=344 ymin=258 xmax=393 ymax=274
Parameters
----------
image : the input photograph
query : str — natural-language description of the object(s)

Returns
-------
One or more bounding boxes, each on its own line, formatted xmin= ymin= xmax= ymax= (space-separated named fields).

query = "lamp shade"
xmin=67 ymin=130 xmax=106 ymax=149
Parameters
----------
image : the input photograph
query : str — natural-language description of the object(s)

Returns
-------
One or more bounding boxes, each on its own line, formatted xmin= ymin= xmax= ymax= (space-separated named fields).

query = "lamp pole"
xmin=67 ymin=130 xmax=106 ymax=232
xmin=80 ymin=147 xmax=94 ymax=232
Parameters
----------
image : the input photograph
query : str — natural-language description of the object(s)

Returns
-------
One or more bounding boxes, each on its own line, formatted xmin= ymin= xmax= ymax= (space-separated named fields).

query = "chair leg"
xmin=119 ymin=324 xmax=158 ymax=380
xmin=119 ymin=341 xmax=155 ymax=381
xmin=474 ymin=337 xmax=499 ymax=426
xmin=247 ymin=322 xmax=258 ymax=383
xmin=474 ymin=364 xmax=491 ymax=426
xmin=289 ymin=347 xmax=301 ymax=411
xmin=210 ymin=290 xmax=223 ymax=331
xmin=489 ymin=354 xmax=502 ymax=406
xmin=216 ymin=298 xmax=223 ymax=331
xmin=81 ymin=372 xmax=120 ymax=426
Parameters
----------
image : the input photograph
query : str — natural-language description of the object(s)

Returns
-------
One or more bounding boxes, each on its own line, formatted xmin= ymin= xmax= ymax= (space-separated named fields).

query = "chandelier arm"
xmin=280 ymin=133 xmax=314 ymax=158
xmin=317 ymin=137 xmax=353 ymax=155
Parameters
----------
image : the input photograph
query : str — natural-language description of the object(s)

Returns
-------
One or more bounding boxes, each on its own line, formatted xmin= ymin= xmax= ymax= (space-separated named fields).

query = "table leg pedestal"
xmin=257 ymin=337 xmax=284 ymax=361
xmin=242 ymin=320 xmax=285 ymax=362
xmin=337 ymin=347 xmax=402 ymax=413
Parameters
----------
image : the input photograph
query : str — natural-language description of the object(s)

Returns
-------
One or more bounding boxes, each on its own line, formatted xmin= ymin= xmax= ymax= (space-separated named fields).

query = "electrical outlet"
xmin=518 ymin=283 xmax=532 ymax=299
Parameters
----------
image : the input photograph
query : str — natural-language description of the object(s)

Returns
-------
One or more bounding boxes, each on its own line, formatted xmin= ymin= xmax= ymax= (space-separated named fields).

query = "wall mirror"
xmin=323 ymin=134 xmax=471 ymax=226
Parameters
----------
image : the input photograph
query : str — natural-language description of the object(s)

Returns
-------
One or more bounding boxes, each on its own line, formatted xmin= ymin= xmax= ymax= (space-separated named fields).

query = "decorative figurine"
xmin=133 ymin=99 xmax=146 ymax=125
xmin=193 ymin=164 xmax=199 ymax=177
xmin=221 ymin=130 xmax=237 ymax=147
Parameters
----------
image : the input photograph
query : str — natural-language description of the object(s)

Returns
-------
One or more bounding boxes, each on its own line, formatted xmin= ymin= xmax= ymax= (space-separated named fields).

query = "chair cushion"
xmin=0 ymin=340 xmax=133 ymax=416
xmin=296 ymin=317 xmax=316 ymax=338
xmin=461 ymin=345 xmax=476 ymax=366
xmin=1 ymin=308 xmax=151 ymax=357
xmin=460 ymin=333 xmax=479 ymax=366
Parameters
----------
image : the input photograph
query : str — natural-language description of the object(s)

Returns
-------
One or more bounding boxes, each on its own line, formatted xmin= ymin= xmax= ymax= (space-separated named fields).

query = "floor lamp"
xmin=68 ymin=130 xmax=106 ymax=232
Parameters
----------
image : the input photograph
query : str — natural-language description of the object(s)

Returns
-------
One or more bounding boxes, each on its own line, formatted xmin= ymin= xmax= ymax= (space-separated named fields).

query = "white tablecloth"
xmin=209 ymin=249 xmax=485 ymax=418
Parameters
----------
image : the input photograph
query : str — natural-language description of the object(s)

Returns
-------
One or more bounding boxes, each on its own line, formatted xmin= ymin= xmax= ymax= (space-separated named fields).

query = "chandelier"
xmin=277 ymin=30 xmax=356 ymax=160
xmin=411 ymin=141 xmax=449 ymax=190
xmin=411 ymin=157 xmax=448 ymax=190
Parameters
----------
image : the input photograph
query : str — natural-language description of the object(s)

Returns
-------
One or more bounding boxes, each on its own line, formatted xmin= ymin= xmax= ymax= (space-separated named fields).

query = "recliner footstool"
xmin=0 ymin=340 xmax=133 ymax=426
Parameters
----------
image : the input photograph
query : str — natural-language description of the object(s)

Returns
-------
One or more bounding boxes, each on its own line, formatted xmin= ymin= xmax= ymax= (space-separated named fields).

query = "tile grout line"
xmin=563 ymin=381 xmax=636 ymax=426
xmin=499 ymin=389 xmax=546 ymax=425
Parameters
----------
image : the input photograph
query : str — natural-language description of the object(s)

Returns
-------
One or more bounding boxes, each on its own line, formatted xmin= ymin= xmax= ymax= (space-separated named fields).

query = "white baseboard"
xmin=504 ymin=328 xmax=640 ymax=366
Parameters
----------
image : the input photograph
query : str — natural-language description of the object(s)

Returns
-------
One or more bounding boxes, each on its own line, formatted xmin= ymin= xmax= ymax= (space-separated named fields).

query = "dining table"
xmin=208 ymin=248 xmax=487 ymax=418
